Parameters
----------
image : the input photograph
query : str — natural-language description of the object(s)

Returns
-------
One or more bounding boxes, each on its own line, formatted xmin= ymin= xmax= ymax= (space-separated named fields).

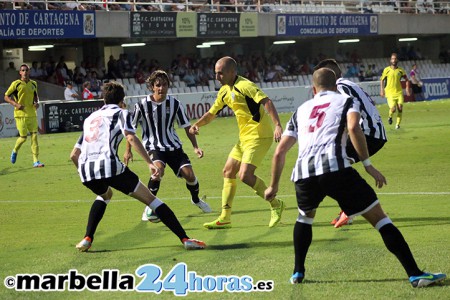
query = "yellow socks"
xmin=396 ymin=112 xmax=402 ymax=126
xmin=253 ymin=177 xmax=280 ymax=208
xmin=31 ymin=133 xmax=39 ymax=162
xmin=219 ymin=178 xmax=236 ymax=221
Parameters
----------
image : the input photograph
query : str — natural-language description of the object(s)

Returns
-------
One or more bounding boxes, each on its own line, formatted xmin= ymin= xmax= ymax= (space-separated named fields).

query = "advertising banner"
xmin=43 ymin=101 xmax=104 ymax=133
xmin=176 ymin=12 xmax=196 ymax=37
xmin=277 ymin=14 xmax=378 ymax=36
xmin=422 ymin=78 xmax=450 ymax=100
xmin=198 ymin=13 xmax=239 ymax=37
xmin=131 ymin=12 xmax=177 ymax=37
xmin=0 ymin=104 xmax=18 ymax=138
xmin=239 ymin=13 xmax=258 ymax=37
xmin=0 ymin=10 xmax=95 ymax=39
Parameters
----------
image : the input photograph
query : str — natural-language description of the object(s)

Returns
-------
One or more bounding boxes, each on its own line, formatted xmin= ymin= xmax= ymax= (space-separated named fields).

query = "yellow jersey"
xmin=5 ymin=79 xmax=38 ymax=118
xmin=380 ymin=66 xmax=407 ymax=97
xmin=209 ymin=76 xmax=273 ymax=142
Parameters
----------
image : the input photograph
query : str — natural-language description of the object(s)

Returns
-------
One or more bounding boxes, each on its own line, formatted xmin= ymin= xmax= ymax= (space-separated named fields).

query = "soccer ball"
xmin=145 ymin=206 xmax=161 ymax=223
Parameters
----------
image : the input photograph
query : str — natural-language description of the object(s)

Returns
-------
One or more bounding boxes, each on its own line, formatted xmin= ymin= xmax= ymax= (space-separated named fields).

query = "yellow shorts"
xmin=386 ymin=93 xmax=404 ymax=108
xmin=228 ymin=138 xmax=272 ymax=168
xmin=15 ymin=117 xmax=38 ymax=137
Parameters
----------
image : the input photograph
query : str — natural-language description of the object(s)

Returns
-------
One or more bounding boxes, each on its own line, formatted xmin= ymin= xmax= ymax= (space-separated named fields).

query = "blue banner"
xmin=422 ymin=78 xmax=450 ymax=100
xmin=277 ymin=14 xmax=378 ymax=36
xmin=0 ymin=10 xmax=95 ymax=39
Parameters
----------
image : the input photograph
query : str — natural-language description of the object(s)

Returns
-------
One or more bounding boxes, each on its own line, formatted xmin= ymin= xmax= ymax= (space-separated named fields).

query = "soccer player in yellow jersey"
xmin=190 ymin=56 xmax=285 ymax=229
xmin=4 ymin=63 xmax=44 ymax=167
xmin=380 ymin=53 xmax=410 ymax=129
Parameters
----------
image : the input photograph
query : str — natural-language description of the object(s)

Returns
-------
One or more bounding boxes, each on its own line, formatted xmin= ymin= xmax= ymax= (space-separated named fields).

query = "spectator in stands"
xmin=407 ymin=46 xmax=419 ymax=60
xmin=55 ymin=62 xmax=71 ymax=86
xmin=78 ymin=61 xmax=88 ymax=78
xmin=299 ymin=58 xmax=313 ymax=75
xmin=30 ymin=61 xmax=44 ymax=81
xmin=365 ymin=64 xmax=376 ymax=80
xmin=183 ymin=69 xmax=197 ymax=87
xmin=63 ymin=0 xmax=87 ymax=10
xmin=439 ymin=48 xmax=449 ymax=63
xmin=58 ymin=56 xmax=72 ymax=78
xmin=82 ymin=81 xmax=95 ymax=100
xmin=134 ymin=64 xmax=147 ymax=84
xmin=73 ymin=66 xmax=85 ymax=85
xmin=64 ymin=81 xmax=79 ymax=101
xmin=350 ymin=49 xmax=362 ymax=64
xmin=103 ymin=0 xmax=122 ymax=10
xmin=46 ymin=57 xmax=56 ymax=79
xmin=6 ymin=62 xmax=17 ymax=73
xmin=88 ymin=71 xmax=102 ymax=94
xmin=193 ymin=64 xmax=209 ymax=86
xmin=264 ymin=65 xmax=283 ymax=82
xmin=409 ymin=63 xmax=424 ymax=101
xmin=345 ymin=63 xmax=360 ymax=78
xmin=107 ymin=55 xmax=120 ymax=79
xmin=91 ymin=56 xmax=106 ymax=80
xmin=119 ymin=53 xmax=132 ymax=78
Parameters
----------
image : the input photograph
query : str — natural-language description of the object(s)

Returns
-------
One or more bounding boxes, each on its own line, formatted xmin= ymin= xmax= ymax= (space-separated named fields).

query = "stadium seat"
xmin=208 ymin=80 xmax=216 ymax=91
xmin=122 ymin=78 xmax=130 ymax=85
xmin=129 ymin=78 xmax=136 ymax=85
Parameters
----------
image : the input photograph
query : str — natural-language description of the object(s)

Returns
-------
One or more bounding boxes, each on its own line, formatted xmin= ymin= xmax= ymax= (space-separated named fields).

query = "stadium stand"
xmin=3 ymin=0 xmax=450 ymax=14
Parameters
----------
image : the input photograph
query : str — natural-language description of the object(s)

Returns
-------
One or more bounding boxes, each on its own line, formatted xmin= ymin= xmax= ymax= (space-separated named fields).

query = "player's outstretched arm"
xmin=347 ymin=112 xmax=386 ymax=188
xmin=125 ymin=131 xmax=160 ymax=180
xmin=185 ymin=127 xmax=204 ymax=158
xmin=265 ymin=135 xmax=296 ymax=200
xmin=70 ymin=147 xmax=81 ymax=168
xmin=123 ymin=140 xmax=133 ymax=166
xmin=261 ymin=98 xmax=283 ymax=142
xmin=380 ymin=78 xmax=385 ymax=97
xmin=189 ymin=112 xmax=216 ymax=135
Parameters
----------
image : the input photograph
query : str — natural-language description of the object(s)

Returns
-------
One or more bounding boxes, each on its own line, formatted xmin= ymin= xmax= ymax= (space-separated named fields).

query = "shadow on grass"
xmin=332 ymin=217 xmax=450 ymax=231
xmin=81 ymin=237 xmax=349 ymax=253
xmin=301 ymin=278 xmax=449 ymax=287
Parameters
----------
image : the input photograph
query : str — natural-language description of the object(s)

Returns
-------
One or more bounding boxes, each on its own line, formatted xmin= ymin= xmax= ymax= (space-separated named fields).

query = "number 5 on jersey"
xmin=308 ymin=103 xmax=330 ymax=132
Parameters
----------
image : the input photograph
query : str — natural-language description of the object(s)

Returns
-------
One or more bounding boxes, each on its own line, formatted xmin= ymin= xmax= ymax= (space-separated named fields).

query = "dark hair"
xmin=145 ymin=69 xmax=170 ymax=89
xmin=314 ymin=58 xmax=342 ymax=78
xmin=103 ymin=81 xmax=125 ymax=105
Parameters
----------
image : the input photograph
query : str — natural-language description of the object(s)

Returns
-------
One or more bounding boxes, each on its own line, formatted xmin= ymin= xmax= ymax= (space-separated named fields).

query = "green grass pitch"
xmin=0 ymin=100 xmax=449 ymax=299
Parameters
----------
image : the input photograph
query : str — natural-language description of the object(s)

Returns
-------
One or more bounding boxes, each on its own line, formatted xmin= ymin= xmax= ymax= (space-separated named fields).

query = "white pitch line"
xmin=1 ymin=192 xmax=449 ymax=203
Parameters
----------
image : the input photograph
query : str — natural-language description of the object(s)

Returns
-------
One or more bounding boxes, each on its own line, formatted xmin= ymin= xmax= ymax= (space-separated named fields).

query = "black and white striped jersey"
xmin=284 ymin=91 xmax=360 ymax=181
xmin=132 ymin=95 xmax=190 ymax=152
xmin=75 ymin=104 xmax=135 ymax=182
xmin=337 ymin=78 xmax=387 ymax=141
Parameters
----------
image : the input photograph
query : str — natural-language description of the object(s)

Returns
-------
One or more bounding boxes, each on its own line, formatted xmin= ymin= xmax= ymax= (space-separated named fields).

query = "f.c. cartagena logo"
xmin=3 ymin=263 xmax=274 ymax=295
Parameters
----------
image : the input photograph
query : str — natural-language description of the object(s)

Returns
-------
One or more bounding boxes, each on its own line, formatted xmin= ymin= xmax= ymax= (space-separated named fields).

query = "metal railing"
xmin=4 ymin=0 xmax=450 ymax=14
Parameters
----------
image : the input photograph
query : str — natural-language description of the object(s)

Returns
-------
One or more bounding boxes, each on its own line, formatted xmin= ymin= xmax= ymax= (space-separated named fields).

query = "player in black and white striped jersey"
xmin=265 ymin=68 xmax=446 ymax=287
xmin=314 ymin=58 xmax=387 ymax=228
xmin=71 ymin=81 xmax=206 ymax=251
xmin=124 ymin=70 xmax=211 ymax=220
